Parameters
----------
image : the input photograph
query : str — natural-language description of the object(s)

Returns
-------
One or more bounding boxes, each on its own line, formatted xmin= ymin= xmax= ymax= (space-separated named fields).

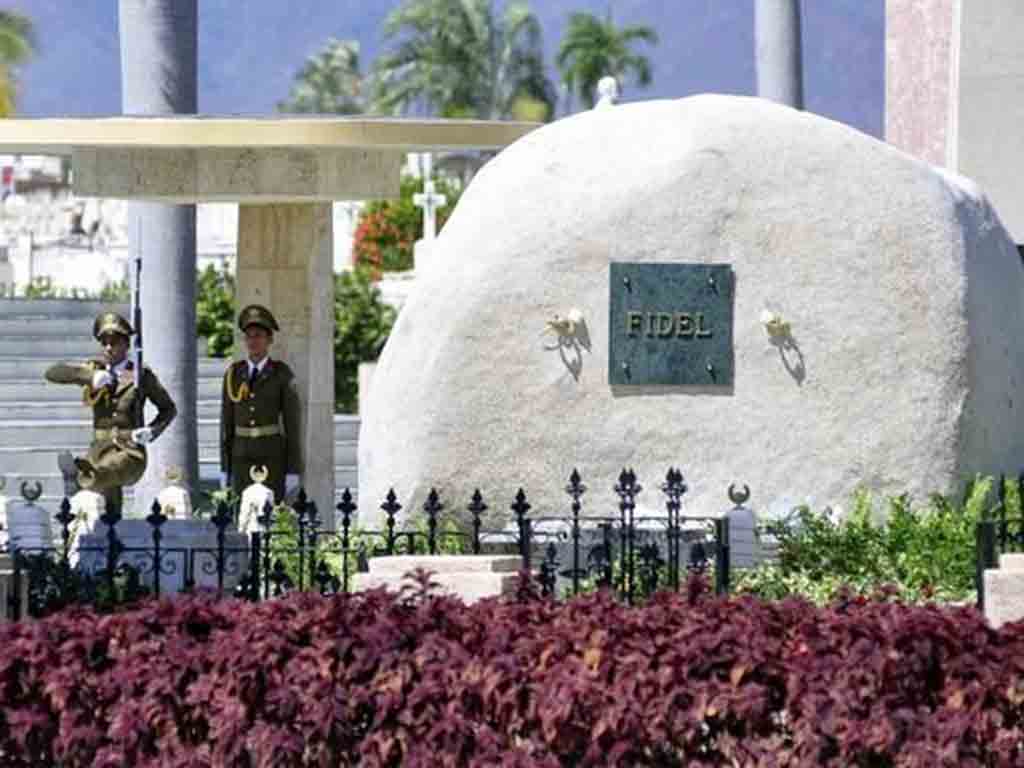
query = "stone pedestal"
xmin=236 ymin=203 xmax=335 ymax=522
xmin=727 ymin=505 xmax=761 ymax=569
xmin=76 ymin=519 xmax=250 ymax=595
xmin=354 ymin=555 xmax=521 ymax=603
xmin=4 ymin=498 xmax=53 ymax=552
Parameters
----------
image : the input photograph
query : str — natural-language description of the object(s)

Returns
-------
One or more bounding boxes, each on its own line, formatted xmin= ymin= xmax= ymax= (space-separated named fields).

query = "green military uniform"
xmin=221 ymin=305 xmax=302 ymax=502
xmin=44 ymin=313 xmax=177 ymax=512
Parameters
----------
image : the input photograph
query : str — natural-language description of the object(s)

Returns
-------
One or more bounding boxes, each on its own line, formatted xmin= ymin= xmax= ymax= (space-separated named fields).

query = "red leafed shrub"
xmin=2 ymin=574 xmax=1024 ymax=767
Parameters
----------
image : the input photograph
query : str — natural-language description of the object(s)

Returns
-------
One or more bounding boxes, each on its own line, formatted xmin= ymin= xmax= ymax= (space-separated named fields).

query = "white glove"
xmin=285 ymin=474 xmax=300 ymax=495
xmin=91 ymin=369 xmax=114 ymax=389
xmin=130 ymin=427 xmax=154 ymax=445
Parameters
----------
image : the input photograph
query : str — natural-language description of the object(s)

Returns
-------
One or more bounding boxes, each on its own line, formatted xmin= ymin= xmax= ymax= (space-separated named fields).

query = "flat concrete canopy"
xmin=0 ymin=115 xmax=540 ymax=154
xmin=0 ymin=115 xmax=540 ymax=202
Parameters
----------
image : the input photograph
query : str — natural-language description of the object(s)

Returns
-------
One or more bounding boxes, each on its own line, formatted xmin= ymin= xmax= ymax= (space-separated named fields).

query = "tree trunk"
xmin=755 ymin=0 xmax=804 ymax=109
xmin=118 ymin=0 xmax=199 ymax=511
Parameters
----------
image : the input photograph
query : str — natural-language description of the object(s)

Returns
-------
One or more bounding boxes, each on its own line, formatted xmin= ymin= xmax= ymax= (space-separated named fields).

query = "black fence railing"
xmin=1 ymin=468 xmax=732 ymax=621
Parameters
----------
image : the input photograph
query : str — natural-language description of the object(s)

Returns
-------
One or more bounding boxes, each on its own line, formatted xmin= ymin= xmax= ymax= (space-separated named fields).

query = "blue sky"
xmin=5 ymin=1 xmax=884 ymax=136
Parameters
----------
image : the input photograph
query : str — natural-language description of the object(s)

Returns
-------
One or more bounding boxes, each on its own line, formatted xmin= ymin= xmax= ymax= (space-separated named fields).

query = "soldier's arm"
xmin=142 ymin=368 xmax=177 ymax=439
xmin=221 ymin=367 xmax=234 ymax=473
xmin=44 ymin=361 xmax=95 ymax=386
xmin=283 ymin=369 xmax=302 ymax=475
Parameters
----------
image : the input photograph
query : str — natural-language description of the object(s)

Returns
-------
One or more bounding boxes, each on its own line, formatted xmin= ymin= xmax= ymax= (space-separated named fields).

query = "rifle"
xmin=131 ymin=224 xmax=143 ymax=428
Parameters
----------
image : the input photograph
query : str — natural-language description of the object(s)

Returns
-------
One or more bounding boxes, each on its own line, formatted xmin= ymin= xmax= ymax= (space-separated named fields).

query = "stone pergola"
xmin=0 ymin=116 xmax=539 ymax=516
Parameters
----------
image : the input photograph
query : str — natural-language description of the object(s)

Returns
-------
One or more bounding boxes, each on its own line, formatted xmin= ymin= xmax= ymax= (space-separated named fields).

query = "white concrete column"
xmin=755 ymin=0 xmax=804 ymax=109
xmin=236 ymin=204 xmax=335 ymax=522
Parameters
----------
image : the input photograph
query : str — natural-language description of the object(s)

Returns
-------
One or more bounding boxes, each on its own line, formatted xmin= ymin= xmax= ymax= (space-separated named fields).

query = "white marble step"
xmin=0 ymin=438 xmax=358 ymax=475
xmin=0 ymin=337 xmax=210 ymax=357
xmin=0 ymin=299 xmax=128 ymax=319
xmin=2 ymin=399 xmax=223 ymax=420
xmin=0 ymin=377 xmax=224 ymax=402
xmin=0 ymin=357 xmax=227 ymax=379
xmin=0 ymin=318 xmax=130 ymax=336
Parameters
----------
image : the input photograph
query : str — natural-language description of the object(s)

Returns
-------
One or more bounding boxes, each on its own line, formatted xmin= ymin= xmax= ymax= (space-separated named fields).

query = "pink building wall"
xmin=885 ymin=0 xmax=955 ymax=167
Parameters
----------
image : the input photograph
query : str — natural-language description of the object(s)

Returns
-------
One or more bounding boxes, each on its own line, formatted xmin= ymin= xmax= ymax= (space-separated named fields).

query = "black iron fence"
xmin=1 ymin=468 xmax=732 ymax=621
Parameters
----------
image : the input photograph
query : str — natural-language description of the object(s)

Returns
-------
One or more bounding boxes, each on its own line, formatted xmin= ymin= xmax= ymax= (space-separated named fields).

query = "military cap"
xmin=93 ymin=312 xmax=133 ymax=340
xmin=238 ymin=304 xmax=279 ymax=333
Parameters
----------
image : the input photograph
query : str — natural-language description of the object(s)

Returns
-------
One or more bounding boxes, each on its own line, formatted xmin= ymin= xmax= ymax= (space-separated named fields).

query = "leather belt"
xmin=236 ymin=425 xmax=282 ymax=439
xmin=94 ymin=427 xmax=127 ymax=441
xmin=93 ymin=426 xmax=139 ymax=447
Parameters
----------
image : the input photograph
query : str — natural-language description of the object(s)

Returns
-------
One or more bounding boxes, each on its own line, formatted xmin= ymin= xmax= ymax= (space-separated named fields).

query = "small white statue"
xmin=239 ymin=465 xmax=275 ymax=536
xmin=68 ymin=489 xmax=104 ymax=566
xmin=594 ymin=76 xmax=620 ymax=109
xmin=156 ymin=466 xmax=191 ymax=520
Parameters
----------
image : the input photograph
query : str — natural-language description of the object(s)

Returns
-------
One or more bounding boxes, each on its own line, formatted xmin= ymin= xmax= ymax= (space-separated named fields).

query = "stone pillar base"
xmin=236 ymin=203 xmax=335 ymax=521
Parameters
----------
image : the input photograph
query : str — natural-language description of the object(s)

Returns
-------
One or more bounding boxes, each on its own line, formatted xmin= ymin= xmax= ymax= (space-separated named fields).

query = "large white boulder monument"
xmin=360 ymin=95 xmax=1024 ymax=523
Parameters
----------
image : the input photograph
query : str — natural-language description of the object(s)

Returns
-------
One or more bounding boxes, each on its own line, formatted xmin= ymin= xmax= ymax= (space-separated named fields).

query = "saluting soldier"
xmin=44 ymin=312 xmax=177 ymax=512
xmin=220 ymin=304 xmax=302 ymax=502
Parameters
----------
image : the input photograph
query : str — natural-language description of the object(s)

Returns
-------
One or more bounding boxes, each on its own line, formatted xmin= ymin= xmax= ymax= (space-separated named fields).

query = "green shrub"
xmin=333 ymin=266 xmax=396 ymax=413
xmin=735 ymin=476 xmax=1006 ymax=604
xmin=20 ymin=276 xmax=128 ymax=301
xmin=195 ymin=264 xmax=236 ymax=357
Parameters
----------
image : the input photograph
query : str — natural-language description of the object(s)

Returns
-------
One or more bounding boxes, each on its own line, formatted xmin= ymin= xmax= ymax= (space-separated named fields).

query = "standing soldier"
xmin=220 ymin=304 xmax=302 ymax=502
xmin=44 ymin=312 xmax=177 ymax=513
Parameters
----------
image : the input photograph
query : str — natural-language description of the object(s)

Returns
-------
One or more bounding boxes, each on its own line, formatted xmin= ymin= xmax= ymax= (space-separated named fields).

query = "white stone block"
xmin=367 ymin=554 xmax=521 ymax=576
xmin=354 ymin=555 xmax=523 ymax=604
xmin=1000 ymin=553 xmax=1024 ymax=571
xmin=354 ymin=570 xmax=520 ymax=604
xmin=984 ymin=567 xmax=1024 ymax=628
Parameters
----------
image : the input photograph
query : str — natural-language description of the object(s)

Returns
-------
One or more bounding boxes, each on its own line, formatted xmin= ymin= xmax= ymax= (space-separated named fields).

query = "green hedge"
xmin=736 ymin=476 xmax=1017 ymax=604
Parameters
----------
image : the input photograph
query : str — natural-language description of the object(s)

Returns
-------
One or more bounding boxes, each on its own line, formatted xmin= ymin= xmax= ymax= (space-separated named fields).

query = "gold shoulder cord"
xmin=225 ymin=364 xmax=250 ymax=404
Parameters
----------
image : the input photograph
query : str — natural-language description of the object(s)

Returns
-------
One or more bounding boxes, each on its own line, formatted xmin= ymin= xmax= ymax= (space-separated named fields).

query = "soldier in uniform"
xmin=44 ymin=312 xmax=177 ymax=513
xmin=220 ymin=304 xmax=302 ymax=502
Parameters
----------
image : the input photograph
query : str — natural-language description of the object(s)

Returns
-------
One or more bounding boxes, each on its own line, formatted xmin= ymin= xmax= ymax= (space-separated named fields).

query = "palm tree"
xmin=278 ymin=38 xmax=365 ymax=115
xmin=0 ymin=11 xmax=35 ymax=117
xmin=555 ymin=11 xmax=657 ymax=110
xmin=373 ymin=0 xmax=555 ymax=121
